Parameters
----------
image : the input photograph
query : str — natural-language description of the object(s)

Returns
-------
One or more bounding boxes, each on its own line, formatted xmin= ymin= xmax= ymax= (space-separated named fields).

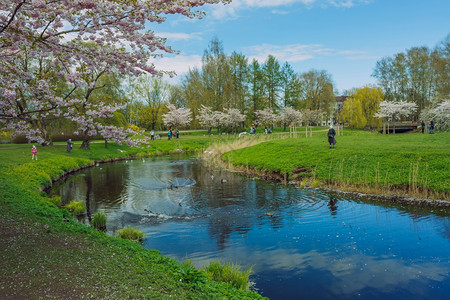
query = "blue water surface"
xmin=51 ymin=156 xmax=450 ymax=299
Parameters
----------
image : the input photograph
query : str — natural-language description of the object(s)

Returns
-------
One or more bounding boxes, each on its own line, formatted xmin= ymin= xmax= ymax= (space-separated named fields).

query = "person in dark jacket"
xmin=66 ymin=139 xmax=73 ymax=153
xmin=421 ymin=121 xmax=425 ymax=133
xmin=328 ymin=125 xmax=336 ymax=149
xmin=429 ymin=120 xmax=434 ymax=134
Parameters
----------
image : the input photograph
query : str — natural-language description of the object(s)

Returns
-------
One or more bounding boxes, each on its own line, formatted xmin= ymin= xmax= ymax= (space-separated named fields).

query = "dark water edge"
xmin=50 ymin=156 xmax=450 ymax=300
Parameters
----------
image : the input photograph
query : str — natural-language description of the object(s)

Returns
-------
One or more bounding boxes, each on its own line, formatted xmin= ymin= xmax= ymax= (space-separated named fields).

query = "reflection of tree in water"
xmin=56 ymin=163 xmax=130 ymax=218
xmin=207 ymin=206 xmax=253 ymax=250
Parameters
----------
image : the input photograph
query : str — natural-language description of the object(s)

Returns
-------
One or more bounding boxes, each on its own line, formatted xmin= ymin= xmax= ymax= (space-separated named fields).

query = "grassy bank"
xmin=221 ymin=130 xmax=450 ymax=200
xmin=0 ymin=137 xmax=264 ymax=299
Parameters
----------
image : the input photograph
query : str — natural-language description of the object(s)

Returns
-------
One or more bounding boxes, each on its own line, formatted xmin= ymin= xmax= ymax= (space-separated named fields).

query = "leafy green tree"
xmin=280 ymin=62 xmax=302 ymax=108
xmin=248 ymin=59 xmax=265 ymax=121
xmin=202 ymin=38 xmax=232 ymax=111
xmin=229 ymin=52 xmax=249 ymax=114
xmin=183 ymin=67 xmax=205 ymax=128
xmin=372 ymin=35 xmax=450 ymax=118
xmin=131 ymin=75 xmax=168 ymax=130
xmin=340 ymin=86 xmax=384 ymax=129
xmin=262 ymin=55 xmax=282 ymax=110
xmin=300 ymin=69 xmax=335 ymax=120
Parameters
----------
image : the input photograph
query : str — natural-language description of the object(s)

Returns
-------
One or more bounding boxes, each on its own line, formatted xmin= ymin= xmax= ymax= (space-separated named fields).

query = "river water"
xmin=50 ymin=156 xmax=450 ymax=299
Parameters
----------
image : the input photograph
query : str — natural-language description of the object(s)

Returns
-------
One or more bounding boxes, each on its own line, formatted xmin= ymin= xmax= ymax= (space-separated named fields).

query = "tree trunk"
xmin=80 ymin=139 xmax=90 ymax=150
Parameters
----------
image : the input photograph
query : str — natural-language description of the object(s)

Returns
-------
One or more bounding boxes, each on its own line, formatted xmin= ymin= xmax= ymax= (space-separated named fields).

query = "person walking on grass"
xmin=328 ymin=125 xmax=336 ymax=149
xmin=421 ymin=121 xmax=425 ymax=133
xmin=31 ymin=145 xmax=38 ymax=160
xmin=429 ymin=120 xmax=434 ymax=134
xmin=66 ymin=139 xmax=73 ymax=153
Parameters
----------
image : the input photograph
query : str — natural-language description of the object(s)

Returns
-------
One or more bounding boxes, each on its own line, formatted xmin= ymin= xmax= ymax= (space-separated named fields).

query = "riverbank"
xmin=0 ymin=138 xmax=264 ymax=299
xmin=208 ymin=130 xmax=450 ymax=203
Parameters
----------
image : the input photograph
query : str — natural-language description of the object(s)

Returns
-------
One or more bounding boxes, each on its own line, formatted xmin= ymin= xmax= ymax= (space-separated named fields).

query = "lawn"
xmin=222 ymin=130 xmax=450 ymax=198
xmin=0 ymin=136 xmax=264 ymax=299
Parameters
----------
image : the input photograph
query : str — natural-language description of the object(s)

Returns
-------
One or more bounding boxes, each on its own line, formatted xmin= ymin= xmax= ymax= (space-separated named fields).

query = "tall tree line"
xmin=182 ymin=38 xmax=335 ymax=127
xmin=372 ymin=34 xmax=450 ymax=119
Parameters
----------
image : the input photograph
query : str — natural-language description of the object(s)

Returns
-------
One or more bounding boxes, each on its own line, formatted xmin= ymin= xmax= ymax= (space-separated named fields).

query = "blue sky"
xmin=152 ymin=0 xmax=449 ymax=94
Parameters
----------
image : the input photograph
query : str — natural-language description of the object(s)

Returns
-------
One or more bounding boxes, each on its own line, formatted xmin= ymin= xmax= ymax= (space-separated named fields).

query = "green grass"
xmin=118 ymin=227 xmax=144 ymax=242
xmin=0 ymin=137 xmax=264 ymax=299
xmin=203 ymin=260 xmax=254 ymax=291
xmin=222 ymin=130 xmax=450 ymax=197
xmin=91 ymin=212 xmax=107 ymax=230
xmin=65 ymin=200 xmax=85 ymax=215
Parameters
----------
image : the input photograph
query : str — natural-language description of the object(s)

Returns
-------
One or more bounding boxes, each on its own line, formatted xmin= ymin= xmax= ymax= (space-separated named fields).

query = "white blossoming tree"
xmin=255 ymin=108 xmax=277 ymax=129
xmin=419 ymin=100 xmax=450 ymax=132
xmin=197 ymin=105 xmax=216 ymax=136
xmin=374 ymin=101 xmax=418 ymax=134
xmin=197 ymin=105 xmax=229 ymax=135
xmin=224 ymin=108 xmax=246 ymax=134
xmin=301 ymin=109 xmax=323 ymax=137
xmin=278 ymin=106 xmax=303 ymax=137
xmin=162 ymin=103 xmax=192 ymax=130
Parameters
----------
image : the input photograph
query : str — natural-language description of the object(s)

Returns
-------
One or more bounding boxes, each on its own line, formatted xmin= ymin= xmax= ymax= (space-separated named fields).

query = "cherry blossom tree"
xmin=197 ymin=105 xmax=216 ymax=136
xmin=420 ymin=100 xmax=450 ymax=132
xmin=0 ymin=0 xmax=229 ymax=145
xmin=374 ymin=101 xmax=417 ymax=134
xmin=278 ymin=106 xmax=303 ymax=128
xmin=223 ymin=108 xmax=245 ymax=134
xmin=302 ymin=109 xmax=323 ymax=126
xmin=162 ymin=103 xmax=192 ymax=129
xmin=255 ymin=108 xmax=277 ymax=128
xmin=197 ymin=105 xmax=222 ymax=135
xmin=301 ymin=109 xmax=323 ymax=137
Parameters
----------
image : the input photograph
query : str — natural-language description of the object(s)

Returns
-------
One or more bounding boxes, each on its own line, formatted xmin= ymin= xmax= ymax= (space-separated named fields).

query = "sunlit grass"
xmin=219 ymin=130 xmax=450 ymax=199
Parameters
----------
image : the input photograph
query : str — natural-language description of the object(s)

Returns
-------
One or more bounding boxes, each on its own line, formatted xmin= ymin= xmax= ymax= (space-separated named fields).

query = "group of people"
xmin=167 ymin=129 xmax=179 ymax=140
xmin=421 ymin=120 xmax=434 ymax=134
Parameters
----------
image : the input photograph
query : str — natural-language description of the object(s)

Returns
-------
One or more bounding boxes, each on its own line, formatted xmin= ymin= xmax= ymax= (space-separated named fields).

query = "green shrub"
xmin=177 ymin=260 xmax=207 ymax=285
xmin=47 ymin=196 xmax=61 ymax=207
xmin=118 ymin=227 xmax=144 ymax=242
xmin=203 ymin=260 xmax=253 ymax=290
xmin=65 ymin=200 xmax=85 ymax=215
xmin=91 ymin=212 xmax=107 ymax=231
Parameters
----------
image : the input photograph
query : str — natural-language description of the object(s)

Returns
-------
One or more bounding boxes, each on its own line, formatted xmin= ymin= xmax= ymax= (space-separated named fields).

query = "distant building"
xmin=335 ymin=96 xmax=348 ymax=115
xmin=326 ymin=96 xmax=348 ymax=125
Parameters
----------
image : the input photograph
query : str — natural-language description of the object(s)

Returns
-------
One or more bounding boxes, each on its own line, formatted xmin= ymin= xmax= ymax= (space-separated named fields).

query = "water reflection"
xmin=50 ymin=156 xmax=450 ymax=299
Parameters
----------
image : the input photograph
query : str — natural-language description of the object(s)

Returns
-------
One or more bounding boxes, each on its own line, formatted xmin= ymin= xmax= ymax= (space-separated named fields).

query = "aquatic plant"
xmin=203 ymin=260 xmax=253 ymax=291
xmin=65 ymin=200 xmax=85 ymax=215
xmin=92 ymin=212 xmax=107 ymax=231
xmin=118 ymin=227 xmax=144 ymax=242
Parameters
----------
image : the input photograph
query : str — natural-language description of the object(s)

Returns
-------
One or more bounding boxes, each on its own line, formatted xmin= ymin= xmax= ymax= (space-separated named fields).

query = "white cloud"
xmin=243 ymin=43 xmax=377 ymax=63
xmin=151 ymin=54 xmax=203 ymax=84
xmin=243 ymin=43 xmax=334 ymax=63
xmin=209 ymin=0 xmax=371 ymax=19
